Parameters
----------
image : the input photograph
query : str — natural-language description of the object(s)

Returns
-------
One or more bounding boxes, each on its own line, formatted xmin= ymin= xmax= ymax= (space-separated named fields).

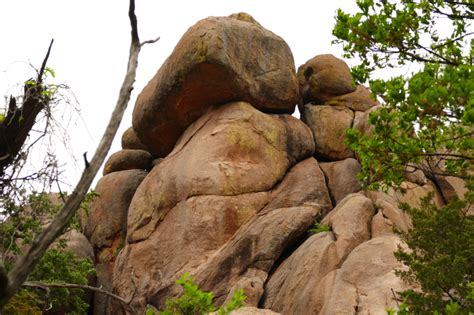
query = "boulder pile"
xmin=79 ymin=13 xmax=466 ymax=314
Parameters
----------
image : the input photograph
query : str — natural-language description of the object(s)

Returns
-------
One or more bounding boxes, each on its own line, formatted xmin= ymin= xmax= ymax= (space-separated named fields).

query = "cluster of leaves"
xmin=333 ymin=0 xmax=473 ymax=77
xmin=308 ymin=222 xmax=332 ymax=234
xmin=1 ymin=290 xmax=43 ymax=314
xmin=146 ymin=272 xmax=246 ymax=315
xmin=388 ymin=283 xmax=474 ymax=314
xmin=334 ymin=0 xmax=473 ymax=191
xmin=333 ymin=0 xmax=473 ymax=313
xmin=2 ymin=248 xmax=96 ymax=314
xmin=0 ymin=191 xmax=97 ymax=314
xmin=394 ymin=195 xmax=474 ymax=312
xmin=24 ymin=67 xmax=58 ymax=100
xmin=345 ymin=60 xmax=473 ymax=190
xmin=0 ymin=66 xmax=57 ymax=127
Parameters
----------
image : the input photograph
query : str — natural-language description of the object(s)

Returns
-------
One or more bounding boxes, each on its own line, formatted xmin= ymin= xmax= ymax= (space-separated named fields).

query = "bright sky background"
xmin=0 ymin=0 xmax=360 ymax=190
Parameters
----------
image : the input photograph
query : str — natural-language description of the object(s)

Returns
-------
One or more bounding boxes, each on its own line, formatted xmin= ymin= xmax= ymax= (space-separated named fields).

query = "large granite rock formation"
xmin=83 ymin=12 xmax=455 ymax=314
xmin=132 ymin=13 xmax=299 ymax=157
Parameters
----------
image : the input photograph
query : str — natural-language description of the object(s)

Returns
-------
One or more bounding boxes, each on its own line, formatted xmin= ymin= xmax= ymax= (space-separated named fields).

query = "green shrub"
xmin=2 ymin=248 xmax=95 ymax=314
xmin=147 ymin=272 xmax=246 ymax=315
xmin=1 ymin=290 xmax=43 ymax=314
xmin=308 ymin=222 xmax=331 ymax=234
xmin=1 ymin=191 xmax=97 ymax=314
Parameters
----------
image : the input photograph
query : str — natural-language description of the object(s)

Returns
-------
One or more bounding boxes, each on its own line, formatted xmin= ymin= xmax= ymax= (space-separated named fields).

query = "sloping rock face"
xmin=112 ymin=102 xmax=325 ymax=311
xmin=132 ymin=13 xmax=298 ymax=157
xmin=84 ymin=170 xmax=147 ymax=314
xmin=125 ymin=102 xmax=316 ymax=243
xmin=320 ymin=158 xmax=361 ymax=205
xmin=86 ymin=13 xmax=453 ymax=315
xmin=262 ymin=194 xmax=375 ymax=314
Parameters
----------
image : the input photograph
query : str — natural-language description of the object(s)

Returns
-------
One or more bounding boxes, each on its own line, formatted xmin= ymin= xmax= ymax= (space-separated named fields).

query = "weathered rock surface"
xmin=371 ymin=209 xmax=394 ymax=237
xmin=298 ymin=54 xmax=355 ymax=104
xmin=262 ymin=232 xmax=337 ymax=314
xmin=435 ymin=176 xmax=472 ymax=215
xmin=374 ymin=198 xmax=411 ymax=233
xmin=318 ymin=235 xmax=412 ymax=314
xmin=194 ymin=206 xmax=321 ymax=306
xmin=262 ymin=157 xmax=332 ymax=216
xmin=112 ymin=102 xmax=317 ymax=312
xmin=364 ymin=180 xmax=445 ymax=236
xmin=320 ymin=194 xmax=375 ymax=258
xmin=93 ymin=262 xmax=115 ymax=315
xmin=403 ymin=165 xmax=427 ymax=186
xmin=367 ymin=180 xmax=444 ymax=210
xmin=436 ymin=175 xmax=468 ymax=202
xmin=320 ymin=158 xmax=361 ymax=205
xmin=115 ymin=192 xmax=271 ymax=310
xmin=262 ymin=194 xmax=374 ymax=314
xmin=57 ymin=229 xmax=94 ymax=260
xmin=302 ymin=104 xmax=354 ymax=160
xmin=211 ymin=307 xmax=280 ymax=315
xmin=85 ymin=170 xmax=147 ymax=314
xmin=103 ymin=149 xmax=153 ymax=175
xmin=121 ymin=126 xmax=148 ymax=150
xmin=325 ymin=85 xmax=378 ymax=111
xmin=132 ymin=14 xmax=298 ymax=157
xmin=126 ymin=102 xmax=313 ymax=243
xmin=225 ymin=276 xmax=265 ymax=307
xmin=85 ymin=170 xmax=147 ymax=250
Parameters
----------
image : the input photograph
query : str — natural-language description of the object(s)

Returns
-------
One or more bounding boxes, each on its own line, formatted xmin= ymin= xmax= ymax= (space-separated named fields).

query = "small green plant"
xmin=147 ymin=272 xmax=246 ymax=315
xmin=24 ymin=66 xmax=58 ymax=100
xmin=216 ymin=289 xmax=246 ymax=315
xmin=308 ymin=222 xmax=331 ymax=234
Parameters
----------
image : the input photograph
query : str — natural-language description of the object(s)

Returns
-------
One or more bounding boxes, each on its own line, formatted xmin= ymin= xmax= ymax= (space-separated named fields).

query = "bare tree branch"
xmin=433 ymin=6 xmax=474 ymax=19
xmin=37 ymin=39 xmax=54 ymax=85
xmin=23 ymin=281 xmax=135 ymax=313
xmin=141 ymin=36 xmax=161 ymax=47
xmin=0 ymin=0 xmax=158 ymax=306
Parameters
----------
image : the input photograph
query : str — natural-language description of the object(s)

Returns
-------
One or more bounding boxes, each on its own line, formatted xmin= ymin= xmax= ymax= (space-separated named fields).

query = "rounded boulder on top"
xmin=132 ymin=13 xmax=299 ymax=157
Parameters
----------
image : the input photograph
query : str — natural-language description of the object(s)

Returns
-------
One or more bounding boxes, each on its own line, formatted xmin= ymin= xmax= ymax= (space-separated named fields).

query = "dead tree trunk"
xmin=0 ymin=0 xmax=159 ymax=306
xmin=0 ymin=39 xmax=53 ymax=178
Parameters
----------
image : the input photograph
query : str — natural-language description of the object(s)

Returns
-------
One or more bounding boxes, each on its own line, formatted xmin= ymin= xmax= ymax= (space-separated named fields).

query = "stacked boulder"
xmin=84 ymin=13 xmax=451 ymax=314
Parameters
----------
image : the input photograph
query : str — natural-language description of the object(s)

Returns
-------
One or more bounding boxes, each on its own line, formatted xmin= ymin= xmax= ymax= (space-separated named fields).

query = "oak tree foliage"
xmin=334 ymin=0 xmax=473 ymax=189
xmin=333 ymin=0 xmax=473 ymax=312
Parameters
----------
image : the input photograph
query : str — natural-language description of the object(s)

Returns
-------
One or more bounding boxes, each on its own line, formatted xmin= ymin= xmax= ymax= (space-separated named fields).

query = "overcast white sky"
xmin=0 ymin=0 xmax=360 ymax=189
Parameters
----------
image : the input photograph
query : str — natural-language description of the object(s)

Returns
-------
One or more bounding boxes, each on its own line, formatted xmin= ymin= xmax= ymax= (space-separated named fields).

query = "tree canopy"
xmin=334 ymin=0 xmax=473 ymax=190
xmin=333 ymin=0 xmax=473 ymax=312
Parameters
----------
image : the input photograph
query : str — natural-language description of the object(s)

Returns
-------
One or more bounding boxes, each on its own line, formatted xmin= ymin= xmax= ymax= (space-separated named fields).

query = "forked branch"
xmin=0 ymin=0 xmax=158 ymax=307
